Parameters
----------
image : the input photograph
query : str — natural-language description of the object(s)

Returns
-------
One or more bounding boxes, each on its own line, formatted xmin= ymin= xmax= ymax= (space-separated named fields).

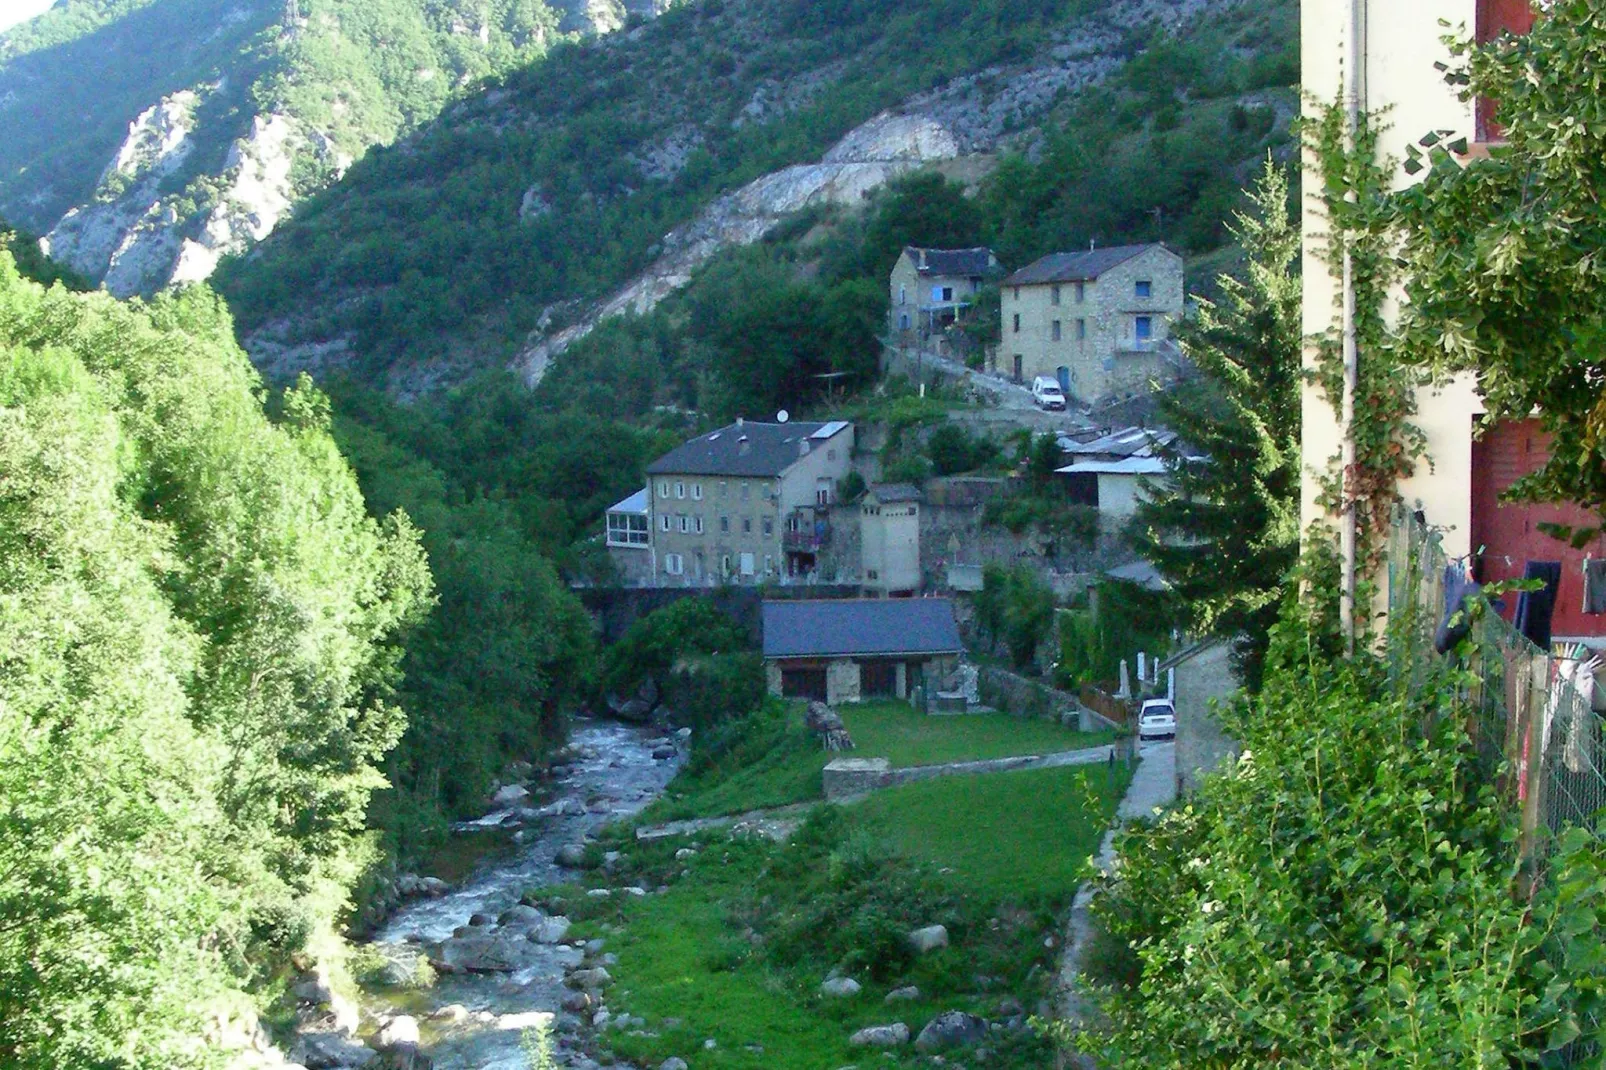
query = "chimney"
xmin=918 ymin=248 xmax=927 ymax=270
xmin=736 ymin=416 xmax=744 ymax=428
xmin=799 ymin=439 xmax=812 ymax=457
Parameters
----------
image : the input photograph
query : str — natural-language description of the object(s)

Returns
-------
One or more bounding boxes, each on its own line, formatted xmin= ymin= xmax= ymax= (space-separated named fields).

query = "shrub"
xmin=664 ymin=652 xmax=768 ymax=733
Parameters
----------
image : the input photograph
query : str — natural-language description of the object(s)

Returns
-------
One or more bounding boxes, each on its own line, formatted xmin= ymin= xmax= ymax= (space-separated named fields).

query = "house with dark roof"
xmin=604 ymin=419 xmax=855 ymax=587
xmin=762 ymin=598 xmax=963 ymax=705
xmin=998 ymin=243 xmax=1184 ymax=402
xmin=889 ymin=246 xmax=1003 ymax=345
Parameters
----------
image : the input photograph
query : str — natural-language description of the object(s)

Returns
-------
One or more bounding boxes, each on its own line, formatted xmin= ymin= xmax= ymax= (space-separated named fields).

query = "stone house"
xmin=889 ymin=246 xmax=1002 ymax=344
xmin=605 ymin=419 xmax=855 ymax=587
xmin=860 ymin=483 xmax=922 ymax=596
xmin=998 ymin=244 xmax=1184 ymax=401
xmin=1160 ymin=639 xmax=1241 ymax=795
xmin=763 ymin=598 xmax=963 ymax=706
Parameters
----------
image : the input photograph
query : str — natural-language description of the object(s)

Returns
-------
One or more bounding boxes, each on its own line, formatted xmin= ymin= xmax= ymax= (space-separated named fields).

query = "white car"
xmin=1031 ymin=376 xmax=1067 ymax=411
xmin=1137 ymin=698 xmax=1176 ymax=741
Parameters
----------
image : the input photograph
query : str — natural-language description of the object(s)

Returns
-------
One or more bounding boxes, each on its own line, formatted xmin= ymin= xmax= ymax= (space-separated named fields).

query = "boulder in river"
xmin=556 ymin=843 xmax=591 ymax=868
xmin=290 ymin=1031 xmax=377 ymax=1068
xmin=499 ymin=904 xmax=542 ymax=927
xmin=490 ymin=783 xmax=530 ymax=807
xmin=530 ymin=916 xmax=572 ymax=944
xmin=374 ymin=1016 xmax=420 ymax=1051
xmin=433 ymin=932 xmax=541 ymax=973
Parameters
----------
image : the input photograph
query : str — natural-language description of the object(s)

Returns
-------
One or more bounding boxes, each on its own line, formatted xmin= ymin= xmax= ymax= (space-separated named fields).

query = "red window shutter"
xmin=1476 ymin=0 xmax=1536 ymax=142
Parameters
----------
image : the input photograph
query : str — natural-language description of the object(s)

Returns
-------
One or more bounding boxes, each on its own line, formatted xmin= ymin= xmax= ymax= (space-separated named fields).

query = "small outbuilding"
xmin=762 ymin=598 xmax=963 ymax=706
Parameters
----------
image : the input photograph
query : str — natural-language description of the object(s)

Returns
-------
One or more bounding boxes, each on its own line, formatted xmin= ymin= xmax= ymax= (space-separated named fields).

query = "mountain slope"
xmin=216 ymin=0 xmax=1296 ymax=395
xmin=0 ymin=0 xmax=667 ymax=296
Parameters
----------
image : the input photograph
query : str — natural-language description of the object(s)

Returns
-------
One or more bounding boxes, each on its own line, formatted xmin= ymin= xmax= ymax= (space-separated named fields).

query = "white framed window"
xmin=787 ymin=515 xmax=801 ymax=533
xmin=675 ymin=481 xmax=685 ymax=499
xmin=740 ymin=552 xmax=756 ymax=577
xmin=665 ymin=553 xmax=684 ymax=576
xmin=692 ymin=483 xmax=703 ymax=500
xmin=763 ymin=555 xmax=773 ymax=575
xmin=659 ymin=482 xmax=670 ymax=498
xmin=762 ymin=517 xmax=774 ymax=536
xmin=678 ymin=515 xmax=689 ymax=533
xmin=817 ymin=488 xmax=830 ymax=506
xmin=606 ymin=513 xmax=650 ymax=547
xmin=695 ymin=516 xmax=704 ymax=534
xmin=721 ymin=554 xmax=732 ymax=576
xmin=660 ymin=515 xmax=671 ymax=532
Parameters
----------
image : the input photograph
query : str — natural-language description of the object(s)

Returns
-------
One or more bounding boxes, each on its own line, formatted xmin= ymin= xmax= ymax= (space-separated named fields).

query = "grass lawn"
xmin=843 ymin=701 xmax=1115 ymax=768
xmin=848 ymin=761 xmax=1133 ymax=902
xmin=586 ymin=760 xmax=1136 ymax=1069
xmin=644 ymin=701 xmax=1114 ymax=824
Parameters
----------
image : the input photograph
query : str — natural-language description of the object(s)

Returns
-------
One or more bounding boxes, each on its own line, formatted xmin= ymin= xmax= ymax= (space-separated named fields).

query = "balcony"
xmin=784 ymin=522 xmax=832 ymax=552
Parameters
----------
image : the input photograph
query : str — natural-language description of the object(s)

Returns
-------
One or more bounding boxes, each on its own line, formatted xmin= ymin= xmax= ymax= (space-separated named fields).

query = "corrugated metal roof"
xmin=1001 ymin=244 xmax=1176 ymax=286
xmin=1056 ymin=457 xmax=1170 ymax=476
xmin=607 ymin=488 xmax=650 ymax=514
xmin=646 ymin=420 xmax=851 ymax=478
xmin=762 ymin=599 xmax=963 ymax=659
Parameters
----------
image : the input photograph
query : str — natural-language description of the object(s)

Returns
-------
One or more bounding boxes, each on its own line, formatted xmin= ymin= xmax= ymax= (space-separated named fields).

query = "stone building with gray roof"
xmin=762 ymin=598 xmax=963 ymax=705
xmin=606 ymin=418 xmax=855 ymax=587
xmin=889 ymin=246 xmax=1003 ymax=345
xmin=998 ymin=243 xmax=1184 ymax=402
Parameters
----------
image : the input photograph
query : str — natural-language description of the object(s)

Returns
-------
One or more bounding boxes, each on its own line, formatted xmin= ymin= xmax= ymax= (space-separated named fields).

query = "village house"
xmin=1301 ymin=0 xmax=1606 ymax=650
xmin=1055 ymin=426 xmax=1195 ymax=524
xmin=762 ymin=598 xmax=963 ymax=706
xmin=604 ymin=418 xmax=855 ymax=587
xmin=998 ymin=244 xmax=1184 ymax=402
xmin=859 ymin=483 xmax=923 ymax=596
xmin=888 ymin=246 xmax=1002 ymax=345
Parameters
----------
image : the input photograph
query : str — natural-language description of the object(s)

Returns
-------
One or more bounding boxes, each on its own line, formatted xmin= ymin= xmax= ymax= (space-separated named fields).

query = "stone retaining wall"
xmin=977 ymin=665 xmax=1123 ymax=732
xmin=823 ymin=746 xmax=1114 ymax=801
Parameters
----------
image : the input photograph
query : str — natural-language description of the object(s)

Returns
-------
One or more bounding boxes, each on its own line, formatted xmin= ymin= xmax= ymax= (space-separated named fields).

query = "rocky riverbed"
xmin=340 ymin=718 xmax=684 ymax=1070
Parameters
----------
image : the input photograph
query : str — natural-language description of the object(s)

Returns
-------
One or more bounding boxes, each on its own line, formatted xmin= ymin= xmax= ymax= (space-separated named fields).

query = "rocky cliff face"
xmin=5 ymin=0 xmax=669 ymax=296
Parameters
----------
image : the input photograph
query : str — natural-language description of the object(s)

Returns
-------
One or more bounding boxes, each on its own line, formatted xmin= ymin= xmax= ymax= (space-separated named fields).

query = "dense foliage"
xmin=0 ymin=254 xmax=430 ymax=1067
xmin=1394 ymin=0 xmax=1606 ymax=523
xmin=0 ymin=218 xmax=91 ymax=290
xmin=1130 ymin=161 xmax=1301 ymax=686
xmin=973 ymin=563 xmax=1058 ymax=670
xmin=1076 ymin=611 xmax=1606 ymax=1066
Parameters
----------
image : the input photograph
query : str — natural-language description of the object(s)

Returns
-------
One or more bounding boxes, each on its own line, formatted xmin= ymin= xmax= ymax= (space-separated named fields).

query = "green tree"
xmin=1129 ymin=160 xmax=1301 ymax=686
xmin=1395 ymin=0 xmax=1606 ymax=523
xmin=859 ymin=170 xmax=985 ymax=279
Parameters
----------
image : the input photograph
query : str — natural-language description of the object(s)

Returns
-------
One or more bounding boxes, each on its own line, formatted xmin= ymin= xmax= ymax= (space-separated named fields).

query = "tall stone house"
xmin=605 ymin=419 xmax=854 ymax=587
xmin=859 ymin=484 xmax=922 ymax=596
xmin=998 ymin=244 xmax=1184 ymax=402
xmin=1301 ymin=0 xmax=1606 ymax=648
xmin=888 ymin=246 xmax=1002 ymax=345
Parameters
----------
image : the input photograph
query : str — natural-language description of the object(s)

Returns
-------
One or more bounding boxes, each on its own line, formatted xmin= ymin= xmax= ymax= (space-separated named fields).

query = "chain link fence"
xmin=1386 ymin=508 xmax=1604 ymax=1062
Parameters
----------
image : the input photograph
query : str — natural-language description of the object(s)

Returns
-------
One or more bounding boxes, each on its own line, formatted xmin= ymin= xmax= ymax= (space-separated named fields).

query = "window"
xmin=1051 ymin=320 xmax=1062 ymax=342
xmin=762 ymin=517 xmax=774 ymax=536
xmin=899 ymin=313 xmax=911 ymax=330
xmin=1013 ymin=354 xmax=1023 ymax=380
xmin=867 ymin=569 xmax=879 ymax=581
xmin=675 ymin=481 xmax=685 ymax=499
xmin=720 ymin=515 xmax=730 ymax=533
xmin=1135 ymin=280 xmax=1152 ymax=298
xmin=721 ymin=554 xmax=731 ymax=576
xmin=695 ymin=516 xmax=704 ymax=534
xmin=941 ymin=286 xmax=954 ymax=302
xmin=1012 ymin=286 xmax=1020 ymax=301
xmin=678 ymin=515 xmax=689 ymax=533
xmin=763 ymin=555 xmax=773 ymax=575
xmin=817 ymin=488 xmax=830 ymax=506
xmin=1076 ymin=318 xmax=1086 ymax=340
xmin=664 ymin=553 xmax=683 ymax=576
xmin=1051 ymin=284 xmax=1061 ymax=306
xmin=787 ymin=515 xmax=801 ymax=533
xmin=692 ymin=483 xmax=703 ymax=500
xmin=1075 ymin=281 xmax=1085 ymax=303
xmin=898 ymin=285 xmax=906 ymax=306
xmin=740 ymin=552 xmax=755 ymax=577
xmin=660 ymin=515 xmax=671 ymax=532
xmin=606 ymin=513 xmax=650 ymax=547
xmin=827 ymin=449 xmax=837 ymax=461
xmin=659 ymin=481 xmax=670 ymax=499
xmin=1135 ymin=316 xmax=1153 ymax=341
xmin=742 ymin=518 xmax=752 ymax=534
xmin=1012 ymin=313 xmax=1020 ymax=333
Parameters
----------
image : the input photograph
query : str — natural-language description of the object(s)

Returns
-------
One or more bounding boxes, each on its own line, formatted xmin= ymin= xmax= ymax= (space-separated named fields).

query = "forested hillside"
xmin=0 ymin=250 xmax=430 ymax=1067
xmin=215 ymin=0 xmax=1297 ymax=393
xmin=0 ymin=0 xmax=638 ymax=295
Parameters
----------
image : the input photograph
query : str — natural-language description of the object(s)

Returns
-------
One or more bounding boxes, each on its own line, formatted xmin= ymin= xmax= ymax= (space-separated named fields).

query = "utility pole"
xmin=1339 ymin=0 xmax=1366 ymax=655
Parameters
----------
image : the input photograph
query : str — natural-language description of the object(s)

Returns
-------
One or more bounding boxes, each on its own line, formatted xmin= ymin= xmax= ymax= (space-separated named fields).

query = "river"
xmin=361 ymin=718 xmax=682 ymax=1070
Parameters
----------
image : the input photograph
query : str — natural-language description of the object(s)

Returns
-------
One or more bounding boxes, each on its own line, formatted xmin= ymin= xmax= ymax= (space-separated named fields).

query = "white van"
xmin=1031 ymin=376 xmax=1067 ymax=411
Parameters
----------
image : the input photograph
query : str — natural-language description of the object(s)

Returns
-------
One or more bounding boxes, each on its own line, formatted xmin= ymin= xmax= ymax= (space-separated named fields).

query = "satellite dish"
xmin=777 ymin=410 xmax=790 ymax=424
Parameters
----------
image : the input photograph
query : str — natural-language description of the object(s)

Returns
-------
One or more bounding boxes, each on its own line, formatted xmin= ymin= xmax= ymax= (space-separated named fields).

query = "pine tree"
xmin=1130 ymin=160 xmax=1301 ymax=686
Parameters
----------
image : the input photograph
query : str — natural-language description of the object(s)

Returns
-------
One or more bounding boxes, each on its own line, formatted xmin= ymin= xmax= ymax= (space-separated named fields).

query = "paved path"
xmin=1057 ymin=741 xmax=1176 ymax=1028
